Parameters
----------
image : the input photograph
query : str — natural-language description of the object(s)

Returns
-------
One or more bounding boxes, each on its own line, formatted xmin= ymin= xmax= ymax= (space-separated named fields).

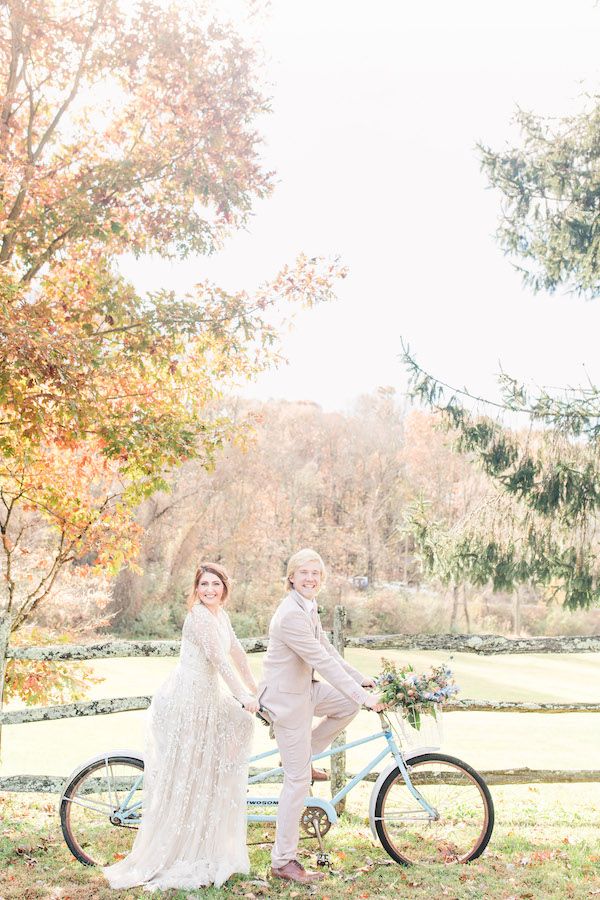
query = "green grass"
xmin=1 ymin=651 xmax=599 ymax=896
xmin=2 ymin=650 xmax=599 ymax=777
xmin=1 ymin=784 xmax=599 ymax=898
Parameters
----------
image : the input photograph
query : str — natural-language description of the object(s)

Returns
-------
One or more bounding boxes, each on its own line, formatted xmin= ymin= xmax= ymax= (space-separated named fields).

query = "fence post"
xmin=331 ymin=604 xmax=347 ymax=813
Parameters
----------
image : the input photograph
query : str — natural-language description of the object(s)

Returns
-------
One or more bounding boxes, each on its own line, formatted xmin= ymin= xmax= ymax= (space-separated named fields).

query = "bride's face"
xmin=197 ymin=573 xmax=225 ymax=610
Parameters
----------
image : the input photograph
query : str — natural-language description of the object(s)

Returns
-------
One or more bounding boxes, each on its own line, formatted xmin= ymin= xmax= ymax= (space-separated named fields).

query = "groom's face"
xmin=292 ymin=563 xmax=322 ymax=599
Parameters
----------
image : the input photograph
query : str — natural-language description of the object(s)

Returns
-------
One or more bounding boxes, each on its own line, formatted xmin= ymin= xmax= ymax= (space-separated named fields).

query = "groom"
xmin=259 ymin=548 xmax=385 ymax=885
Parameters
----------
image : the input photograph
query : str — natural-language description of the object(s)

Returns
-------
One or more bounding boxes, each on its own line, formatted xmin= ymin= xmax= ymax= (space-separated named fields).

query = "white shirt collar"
xmin=294 ymin=590 xmax=317 ymax=614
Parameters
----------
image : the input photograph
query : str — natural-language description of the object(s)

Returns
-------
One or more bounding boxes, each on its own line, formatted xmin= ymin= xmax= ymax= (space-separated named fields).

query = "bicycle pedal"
xmin=316 ymin=852 xmax=331 ymax=868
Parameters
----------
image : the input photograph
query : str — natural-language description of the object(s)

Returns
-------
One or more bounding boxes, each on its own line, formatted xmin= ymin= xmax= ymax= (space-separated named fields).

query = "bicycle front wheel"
xmin=60 ymin=754 xmax=144 ymax=867
xmin=373 ymin=753 xmax=494 ymax=865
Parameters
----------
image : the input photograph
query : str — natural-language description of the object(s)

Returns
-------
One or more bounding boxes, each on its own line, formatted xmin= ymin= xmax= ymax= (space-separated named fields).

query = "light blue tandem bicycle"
xmin=60 ymin=707 xmax=494 ymax=868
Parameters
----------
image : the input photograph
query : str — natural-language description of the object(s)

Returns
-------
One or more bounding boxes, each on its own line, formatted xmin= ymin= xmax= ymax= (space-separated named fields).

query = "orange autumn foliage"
xmin=0 ymin=1 xmax=346 ymax=704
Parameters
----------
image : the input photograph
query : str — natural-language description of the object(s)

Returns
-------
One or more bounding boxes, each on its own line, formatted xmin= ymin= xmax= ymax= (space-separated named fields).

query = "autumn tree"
xmin=401 ymin=410 xmax=491 ymax=629
xmin=0 ymin=0 xmax=344 ymax=711
xmin=107 ymin=394 xmax=423 ymax=633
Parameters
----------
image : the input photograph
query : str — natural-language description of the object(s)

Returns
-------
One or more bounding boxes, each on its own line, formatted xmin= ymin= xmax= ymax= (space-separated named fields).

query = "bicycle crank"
xmin=301 ymin=805 xmax=332 ymax=838
xmin=301 ymin=805 xmax=333 ymax=868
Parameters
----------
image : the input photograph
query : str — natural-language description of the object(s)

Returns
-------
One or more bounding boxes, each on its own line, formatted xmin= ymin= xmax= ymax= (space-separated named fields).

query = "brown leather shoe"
xmin=311 ymin=766 xmax=329 ymax=782
xmin=271 ymin=859 xmax=325 ymax=883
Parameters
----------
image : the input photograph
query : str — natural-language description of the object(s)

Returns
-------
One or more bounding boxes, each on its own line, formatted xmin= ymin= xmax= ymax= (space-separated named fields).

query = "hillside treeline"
xmin=29 ymin=393 xmax=600 ymax=641
xmin=107 ymin=393 xmax=489 ymax=635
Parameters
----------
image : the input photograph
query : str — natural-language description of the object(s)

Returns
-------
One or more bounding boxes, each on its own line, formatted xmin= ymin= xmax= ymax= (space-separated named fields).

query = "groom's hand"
xmin=364 ymin=694 xmax=387 ymax=713
xmin=361 ymin=677 xmax=377 ymax=689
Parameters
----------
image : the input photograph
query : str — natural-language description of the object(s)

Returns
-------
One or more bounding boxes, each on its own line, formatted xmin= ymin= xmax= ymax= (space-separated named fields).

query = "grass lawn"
xmin=1 ymin=650 xmax=599 ymax=897
xmin=2 ymin=650 xmax=598 ymax=776
xmin=0 ymin=783 xmax=599 ymax=898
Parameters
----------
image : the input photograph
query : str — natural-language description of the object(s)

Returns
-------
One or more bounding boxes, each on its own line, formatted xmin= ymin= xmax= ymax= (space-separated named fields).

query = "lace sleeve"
xmin=187 ymin=606 xmax=253 ymax=704
xmin=224 ymin=612 xmax=257 ymax=692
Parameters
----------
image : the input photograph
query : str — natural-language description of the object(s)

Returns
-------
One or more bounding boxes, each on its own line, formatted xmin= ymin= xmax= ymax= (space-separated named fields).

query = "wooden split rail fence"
xmin=1 ymin=607 xmax=599 ymax=798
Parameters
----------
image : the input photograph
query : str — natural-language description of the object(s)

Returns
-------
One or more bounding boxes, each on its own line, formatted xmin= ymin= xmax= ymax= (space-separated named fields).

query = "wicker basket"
xmin=394 ymin=703 xmax=443 ymax=751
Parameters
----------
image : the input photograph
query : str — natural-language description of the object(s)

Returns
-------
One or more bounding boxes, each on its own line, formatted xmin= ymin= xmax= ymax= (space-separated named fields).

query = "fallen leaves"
xmin=233 ymin=880 xmax=269 ymax=897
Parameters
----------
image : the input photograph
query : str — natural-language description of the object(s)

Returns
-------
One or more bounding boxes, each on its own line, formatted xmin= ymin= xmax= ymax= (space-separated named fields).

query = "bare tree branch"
xmin=0 ymin=0 xmax=108 ymax=265
xmin=0 ymin=9 xmax=24 ymax=135
xmin=30 ymin=1 xmax=108 ymax=165
xmin=11 ymin=530 xmax=68 ymax=630
xmin=20 ymin=223 xmax=78 ymax=283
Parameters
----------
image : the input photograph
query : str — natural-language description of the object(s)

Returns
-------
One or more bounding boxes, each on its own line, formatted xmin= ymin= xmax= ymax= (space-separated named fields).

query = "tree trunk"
xmin=513 ymin=587 xmax=521 ymax=637
xmin=403 ymin=535 xmax=409 ymax=583
xmin=330 ymin=605 xmax=347 ymax=814
xmin=461 ymin=584 xmax=470 ymax=633
xmin=366 ymin=553 xmax=375 ymax=585
xmin=0 ymin=612 xmax=11 ymax=759
xmin=449 ymin=584 xmax=459 ymax=631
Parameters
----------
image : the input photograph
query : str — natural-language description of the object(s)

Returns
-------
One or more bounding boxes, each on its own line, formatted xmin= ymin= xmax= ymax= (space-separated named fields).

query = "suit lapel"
xmin=290 ymin=589 xmax=318 ymax=637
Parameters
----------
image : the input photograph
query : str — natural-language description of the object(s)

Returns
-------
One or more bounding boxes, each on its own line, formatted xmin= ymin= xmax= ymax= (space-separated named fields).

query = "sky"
xmin=122 ymin=0 xmax=600 ymax=412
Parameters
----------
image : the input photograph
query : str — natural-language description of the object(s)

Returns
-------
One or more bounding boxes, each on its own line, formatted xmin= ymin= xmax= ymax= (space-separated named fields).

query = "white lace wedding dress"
xmin=104 ymin=603 xmax=255 ymax=891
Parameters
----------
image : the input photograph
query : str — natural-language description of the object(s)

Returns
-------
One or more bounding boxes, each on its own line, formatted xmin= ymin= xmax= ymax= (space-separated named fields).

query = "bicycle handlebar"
xmin=256 ymin=706 xmax=271 ymax=727
xmin=252 ymin=701 xmax=386 ymax=728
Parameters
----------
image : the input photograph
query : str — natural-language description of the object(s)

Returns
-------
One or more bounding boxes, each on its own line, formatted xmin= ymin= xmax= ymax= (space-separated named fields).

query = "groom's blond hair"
xmin=286 ymin=548 xmax=326 ymax=590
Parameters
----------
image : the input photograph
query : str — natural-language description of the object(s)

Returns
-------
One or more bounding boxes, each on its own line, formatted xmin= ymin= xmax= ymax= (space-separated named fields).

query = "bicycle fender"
xmin=368 ymin=762 xmax=396 ymax=839
xmin=59 ymin=749 xmax=144 ymax=798
xmin=367 ymin=750 xmax=427 ymax=840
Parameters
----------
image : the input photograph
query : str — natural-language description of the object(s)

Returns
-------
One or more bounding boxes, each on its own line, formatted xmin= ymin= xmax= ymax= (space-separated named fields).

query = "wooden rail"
xmin=6 ymin=631 xmax=600 ymax=660
xmin=345 ymin=633 xmax=600 ymax=654
xmin=3 ymin=696 xmax=599 ymax=727
xmin=1 ymin=607 xmax=599 ymax=795
xmin=2 ymin=767 xmax=600 ymax=794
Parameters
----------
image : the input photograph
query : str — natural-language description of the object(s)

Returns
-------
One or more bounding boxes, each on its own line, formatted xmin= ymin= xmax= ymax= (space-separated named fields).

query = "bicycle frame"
xmin=80 ymin=720 xmax=437 ymax=831
xmin=246 ymin=720 xmax=437 ymax=825
xmin=61 ymin=731 xmax=494 ymax=868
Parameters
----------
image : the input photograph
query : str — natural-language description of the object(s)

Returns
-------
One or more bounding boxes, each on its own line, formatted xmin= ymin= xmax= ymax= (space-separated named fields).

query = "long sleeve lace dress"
xmin=103 ymin=603 xmax=255 ymax=891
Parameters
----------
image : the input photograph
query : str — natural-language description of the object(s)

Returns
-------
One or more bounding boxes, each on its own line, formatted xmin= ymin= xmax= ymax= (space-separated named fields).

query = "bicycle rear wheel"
xmin=60 ymin=755 xmax=144 ymax=867
xmin=373 ymin=753 xmax=494 ymax=865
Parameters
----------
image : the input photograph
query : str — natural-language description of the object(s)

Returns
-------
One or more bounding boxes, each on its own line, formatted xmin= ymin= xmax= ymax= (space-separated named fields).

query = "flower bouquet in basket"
xmin=375 ymin=658 xmax=459 ymax=732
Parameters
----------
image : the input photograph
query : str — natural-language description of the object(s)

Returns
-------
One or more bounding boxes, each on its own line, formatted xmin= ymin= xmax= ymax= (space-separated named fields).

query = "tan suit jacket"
xmin=259 ymin=589 xmax=370 ymax=727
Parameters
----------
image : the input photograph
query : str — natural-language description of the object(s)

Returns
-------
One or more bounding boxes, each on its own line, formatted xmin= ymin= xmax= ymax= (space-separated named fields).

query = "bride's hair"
xmin=187 ymin=561 xmax=231 ymax=610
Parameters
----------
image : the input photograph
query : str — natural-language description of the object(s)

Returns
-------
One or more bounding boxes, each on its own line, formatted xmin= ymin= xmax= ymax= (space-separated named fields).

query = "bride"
xmin=104 ymin=562 xmax=259 ymax=891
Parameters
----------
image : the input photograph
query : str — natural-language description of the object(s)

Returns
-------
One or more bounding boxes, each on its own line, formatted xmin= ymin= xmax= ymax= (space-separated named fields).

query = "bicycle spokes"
xmin=61 ymin=757 xmax=144 ymax=867
xmin=374 ymin=754 xmax=493 ymax=865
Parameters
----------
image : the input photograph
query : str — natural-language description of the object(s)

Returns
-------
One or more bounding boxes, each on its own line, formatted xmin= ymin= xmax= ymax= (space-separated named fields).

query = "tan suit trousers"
xmin=271 ymin=680 xmax=360 ymax=868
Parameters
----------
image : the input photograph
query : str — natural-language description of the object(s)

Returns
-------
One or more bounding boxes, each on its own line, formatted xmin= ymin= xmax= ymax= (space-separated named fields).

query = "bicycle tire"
xmin=373 ymin=752 xmax=494 ymax=865
xmin=60 ymin=754 xmax=144 ymax=867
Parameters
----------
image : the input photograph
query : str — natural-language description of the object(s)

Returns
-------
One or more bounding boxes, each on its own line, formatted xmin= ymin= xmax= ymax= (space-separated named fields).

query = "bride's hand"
xmin=242 ymin=696 xmax=260 ymax=713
